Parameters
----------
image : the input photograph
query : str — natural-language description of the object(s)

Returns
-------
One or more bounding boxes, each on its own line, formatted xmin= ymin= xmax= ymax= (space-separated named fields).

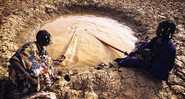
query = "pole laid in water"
xmin=56 ymin=27 xmax=77 ymax=62
xmin=90 ymin=33 xmax=128 ymax=56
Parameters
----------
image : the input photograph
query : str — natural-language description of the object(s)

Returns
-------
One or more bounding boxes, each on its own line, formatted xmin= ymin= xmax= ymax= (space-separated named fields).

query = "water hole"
xmin=41 ymin=14 xmax=137 ymax=67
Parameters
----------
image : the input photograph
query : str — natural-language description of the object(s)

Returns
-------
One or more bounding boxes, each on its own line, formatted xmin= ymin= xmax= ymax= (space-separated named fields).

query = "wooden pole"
xmin=56 ymin=27 xmax=77 ymax=62
xmin=91 ymin=34 xmax=128 ymax=55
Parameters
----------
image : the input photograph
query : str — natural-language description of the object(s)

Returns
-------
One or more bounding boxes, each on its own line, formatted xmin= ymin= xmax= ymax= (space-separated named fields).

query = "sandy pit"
xmin=41 ymin=14 xmax=137 ymax=67
xmin=0 ymin=0 xmax=185 ymax=98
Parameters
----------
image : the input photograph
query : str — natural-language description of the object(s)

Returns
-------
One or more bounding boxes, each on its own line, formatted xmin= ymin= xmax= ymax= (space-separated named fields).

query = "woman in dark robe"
xmin=115 ymin=20 xmax=176 ymax=80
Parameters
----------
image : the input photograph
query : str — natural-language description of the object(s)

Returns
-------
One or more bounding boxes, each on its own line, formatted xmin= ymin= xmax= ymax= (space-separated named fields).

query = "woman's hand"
xmin=52 ymin=55 xmax=66 ymax=62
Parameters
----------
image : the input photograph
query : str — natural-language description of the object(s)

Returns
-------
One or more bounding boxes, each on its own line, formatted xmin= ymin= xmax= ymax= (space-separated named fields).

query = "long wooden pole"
xmin=64 ymin=27 xmax=77 ymax=54
xmin=56 ymin=27 xmax=77 ymax=62
xmin=91 ymin=34 xmax=128 ymax=56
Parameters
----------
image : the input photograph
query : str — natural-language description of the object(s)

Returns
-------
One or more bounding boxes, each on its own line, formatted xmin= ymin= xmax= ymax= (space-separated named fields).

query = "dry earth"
xmin=0 ymin=0 xmax=185 ymax=99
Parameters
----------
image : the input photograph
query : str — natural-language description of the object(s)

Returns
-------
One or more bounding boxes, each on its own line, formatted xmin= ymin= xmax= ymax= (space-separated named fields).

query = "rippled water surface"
xmin=41 ymin=14 xmax=137 ymax=67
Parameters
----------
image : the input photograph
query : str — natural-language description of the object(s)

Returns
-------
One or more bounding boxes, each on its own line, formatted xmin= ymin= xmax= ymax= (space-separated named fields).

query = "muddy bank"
xmin=0 ymin=0 xmax=185 ymax=98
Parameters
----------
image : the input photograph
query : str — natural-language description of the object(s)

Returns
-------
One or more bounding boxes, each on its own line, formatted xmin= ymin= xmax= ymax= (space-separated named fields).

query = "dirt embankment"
xmin=0 ymin=0 xmax=185 ymax=98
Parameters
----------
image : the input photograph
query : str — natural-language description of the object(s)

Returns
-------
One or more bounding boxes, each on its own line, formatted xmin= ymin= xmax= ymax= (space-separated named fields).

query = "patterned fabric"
xmin=12 ymin=42 xmax=41 ymax=69
xmin=10 ymin=42 xmax=55 ymax=90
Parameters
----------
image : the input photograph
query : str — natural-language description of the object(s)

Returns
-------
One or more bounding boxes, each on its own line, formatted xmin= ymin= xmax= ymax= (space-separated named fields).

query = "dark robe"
xmin=118 ymin=37 xmax=176 ymax=80
xmin=146 ymin=37 xmax=176 ymax=80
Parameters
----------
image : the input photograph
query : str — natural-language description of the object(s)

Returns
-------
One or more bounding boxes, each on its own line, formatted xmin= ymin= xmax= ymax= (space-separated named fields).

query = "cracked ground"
xmin=0 ymin=0 xmax=185 ymax=98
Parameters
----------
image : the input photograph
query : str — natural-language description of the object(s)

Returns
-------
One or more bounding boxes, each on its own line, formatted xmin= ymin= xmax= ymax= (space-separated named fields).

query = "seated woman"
xmin=114 ymin=20 xmax=176 ymax=81
xmin=6 ymin=30 xmax=57 ymax=99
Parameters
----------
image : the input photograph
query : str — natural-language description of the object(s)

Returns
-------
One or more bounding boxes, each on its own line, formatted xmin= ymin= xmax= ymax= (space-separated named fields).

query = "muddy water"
xmin=41 ymin=14 xmax=137 ymax=67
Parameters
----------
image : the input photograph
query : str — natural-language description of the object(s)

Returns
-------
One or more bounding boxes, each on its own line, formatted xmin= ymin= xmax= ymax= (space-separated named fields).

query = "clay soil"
xmin=0 ymin=0 xmax=185 ymax=98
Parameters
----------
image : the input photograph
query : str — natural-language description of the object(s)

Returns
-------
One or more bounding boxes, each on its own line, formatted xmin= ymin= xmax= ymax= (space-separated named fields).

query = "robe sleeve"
xmin=145 ymin=37 xmax=157 ymax=49
xmin=19 ymin=43 xmax=41 ymax=70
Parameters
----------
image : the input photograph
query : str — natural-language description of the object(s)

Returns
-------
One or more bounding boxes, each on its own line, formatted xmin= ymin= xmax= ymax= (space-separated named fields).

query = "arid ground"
xmin=0 ymin=0 xmax=185 ymax=98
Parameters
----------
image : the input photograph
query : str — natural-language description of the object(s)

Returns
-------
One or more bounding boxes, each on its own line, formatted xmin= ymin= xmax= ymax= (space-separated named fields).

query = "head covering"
xmin=36 ymin=30 xmax=52 ymax=46
xmin=156 ymin=20 xmax=176 ymax=39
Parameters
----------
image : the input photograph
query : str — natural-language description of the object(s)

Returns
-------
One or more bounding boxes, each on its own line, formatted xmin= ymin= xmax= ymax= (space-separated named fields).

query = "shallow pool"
xmin=41 ymin=14 xmax=137 ymax=67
